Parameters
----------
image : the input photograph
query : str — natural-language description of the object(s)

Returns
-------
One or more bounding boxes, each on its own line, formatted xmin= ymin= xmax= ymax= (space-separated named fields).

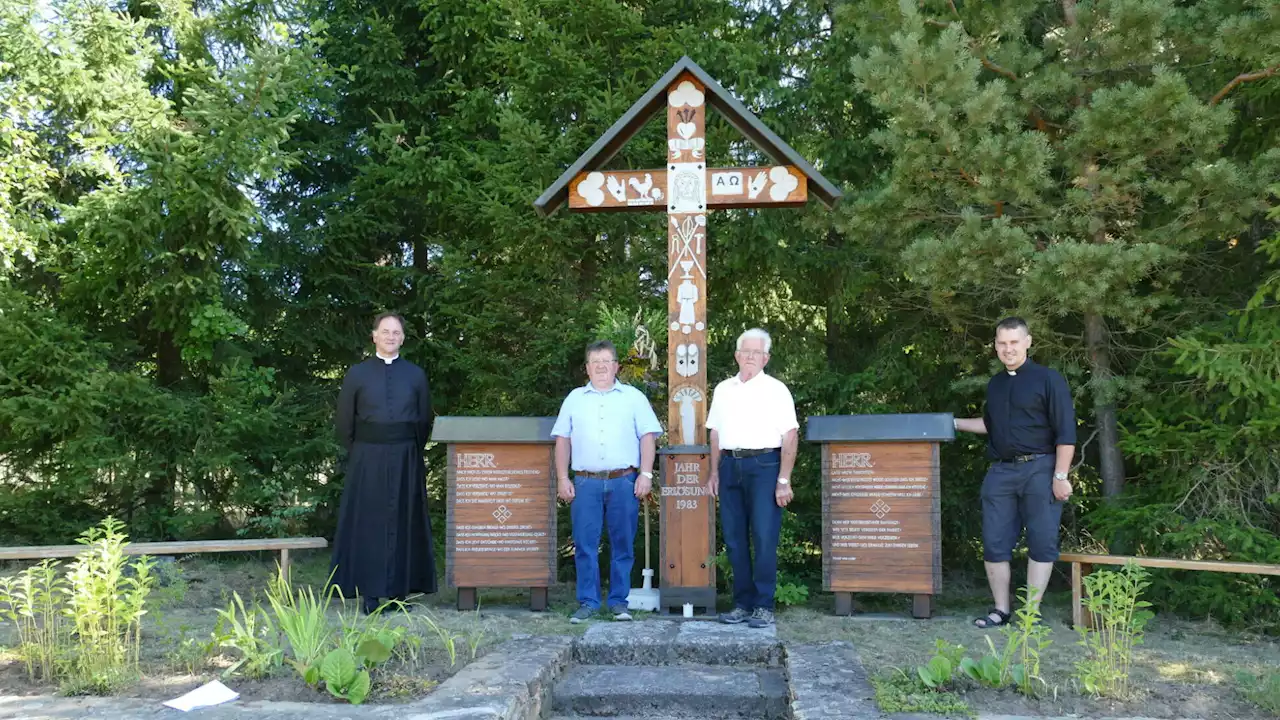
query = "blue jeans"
xmin=718 ymin=451 xmax=783 ymax=611
xmin=571 ymin=471 xmax=639 ymax=609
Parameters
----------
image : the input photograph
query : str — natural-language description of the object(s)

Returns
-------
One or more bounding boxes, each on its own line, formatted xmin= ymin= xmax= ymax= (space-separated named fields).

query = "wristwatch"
xmin=1053 ymin=471 xmax=1069 ymax=481
xmin=640 ymin=471 xmax=653 ymax=479
xmin=777 ymin=477 xmax=789 ymax=485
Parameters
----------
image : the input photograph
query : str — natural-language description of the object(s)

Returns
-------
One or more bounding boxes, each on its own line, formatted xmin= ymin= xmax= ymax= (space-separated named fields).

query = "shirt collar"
xmin=732 ymin=370 xmax=769 ymax=385
xmin=376 ymin=353 xmax=399 ymax=365
xmin=1005 ymin=359 xmax=1035 ymax=376
xmin=582 ymin=381 xmax=622 ymax=395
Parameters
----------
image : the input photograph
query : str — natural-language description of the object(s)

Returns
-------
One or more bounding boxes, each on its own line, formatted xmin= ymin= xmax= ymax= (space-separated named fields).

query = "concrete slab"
xmin=672 ymin=621 xmax=783 ymax=667
xmin=786 ymin=642 xmax=881 ymax=720
xmin=552 ymin=664 xmax=788 ymax=719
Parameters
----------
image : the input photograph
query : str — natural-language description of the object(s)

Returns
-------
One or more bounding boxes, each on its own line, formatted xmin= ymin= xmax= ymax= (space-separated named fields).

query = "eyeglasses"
xmin=376 ymin=330 xmax=403 ymax=338
xmin=738 ymin=350 xmax=767 ymax=358
xmin=587 ymin=360 xmax=617 ymax=366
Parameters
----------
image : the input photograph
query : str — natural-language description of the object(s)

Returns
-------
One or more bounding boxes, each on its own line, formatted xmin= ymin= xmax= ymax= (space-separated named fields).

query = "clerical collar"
xmin=376 ymin=353 xmax=399 ymax=365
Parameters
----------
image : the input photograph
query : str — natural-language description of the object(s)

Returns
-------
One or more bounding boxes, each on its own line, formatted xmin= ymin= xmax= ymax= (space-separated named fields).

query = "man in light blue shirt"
xmin=552 ymin=340 xmax=662 ymax=623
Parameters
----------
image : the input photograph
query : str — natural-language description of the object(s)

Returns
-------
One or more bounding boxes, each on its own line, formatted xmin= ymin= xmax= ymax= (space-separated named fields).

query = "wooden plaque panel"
xmin=659 ymin=451 xmax=715 ymax=599
xmin=445 ymin=443 xmax=556 ymax=588
xmin=567 ymin=166 xmax=808 ymax=212
xmin=822 ymin=442 xmax=941 ymax=595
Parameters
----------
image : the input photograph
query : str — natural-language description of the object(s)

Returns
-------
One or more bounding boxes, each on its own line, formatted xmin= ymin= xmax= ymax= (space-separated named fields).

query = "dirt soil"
xmin=780 ymin=595 xmax=1280 ymax=720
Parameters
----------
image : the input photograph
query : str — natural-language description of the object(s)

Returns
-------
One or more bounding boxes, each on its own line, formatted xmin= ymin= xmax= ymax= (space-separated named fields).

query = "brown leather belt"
xmin=575 ymin=467 xmax=637 ymax=479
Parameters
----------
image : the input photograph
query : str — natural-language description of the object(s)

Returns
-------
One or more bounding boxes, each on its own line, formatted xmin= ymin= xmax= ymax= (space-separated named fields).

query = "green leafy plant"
xmin=916 ymin=639 xmax=965 ymax=689
xmin=0 ymin=560 xmax=66 ymax=681
xmin=336 ymin=601 xmax=402 ymax=670
xmin=61 ymin=518 xmax=156 ymax=694
xmin=321 ymin=647 xmax=371 ymax=704
xmin=265 ymin=566 xmax=335 ymax=683
xmin=873 ymin=671 xmax=974 ymax=717
xmin=1075 ymin=562 xmax=1154 ymax=699
xmin=773 ymin=581 xmax=809 ymax=608
xmin=414 ymin=609 xmax=460 ymax=666
xmin=1235 ymin=670 xmax=1280 ymax=715
xmin=959 ymin=587 xmax=1054 ymax=694
xmin=1004 ymin=589 xmax=1053 ymax=696
xmin=215 ymin=591 xmax=281 ymax=679
xmin=959 ymin=641 xmax=1005 ymax=688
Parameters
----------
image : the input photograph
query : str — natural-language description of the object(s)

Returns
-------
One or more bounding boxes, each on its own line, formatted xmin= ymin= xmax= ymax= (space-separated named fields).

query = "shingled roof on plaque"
xmin=806 ymin=414 xmax=958 ymax=443
xmin=430 ymin=416 xmax=558 ymax=444
xmin=533 ymin=56 xmax=843 ymax=217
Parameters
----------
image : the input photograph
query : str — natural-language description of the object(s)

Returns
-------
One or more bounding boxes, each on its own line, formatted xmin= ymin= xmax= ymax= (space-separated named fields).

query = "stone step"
xmin=549 ymin=716 xmax=706 ymax=720
xmin=573 ymin=619 xmax=784 ymax=667
xmin=552 ymin=663 xmax=790 ymax=719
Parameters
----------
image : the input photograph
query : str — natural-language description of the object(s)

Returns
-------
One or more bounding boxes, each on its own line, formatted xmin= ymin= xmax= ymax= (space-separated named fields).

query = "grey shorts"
xmin=980 ymin=454 xmax=1062 ymax=563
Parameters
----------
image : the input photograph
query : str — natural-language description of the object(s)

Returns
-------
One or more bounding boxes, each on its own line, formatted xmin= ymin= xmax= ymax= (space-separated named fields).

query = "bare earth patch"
xmin=779 ymin=595 xmax=1280 ymax=720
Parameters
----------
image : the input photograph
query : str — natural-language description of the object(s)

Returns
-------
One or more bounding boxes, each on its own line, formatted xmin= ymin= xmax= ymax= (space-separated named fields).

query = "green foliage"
xmin=1235 ymin=670 xmax=1280 ymax=715
xmin=960 ymin=587 xmax=1052 ymax=695
xmin=1076 ymin=563 xmax=1155 ymax=699
xmin=61 ymin=518 xmax=155 ymax=694
xmin=773 ymin=581 xmax=810 ymax=608
xmin=320 ymin=647 xmax=371 ymax=705
xmin=214 ymin=591 xmax=282 ymax=680
xmin=916 ymin=639 xmax=965 ymax=689
xmin=873 ymin=670 xmax=974 ymax=717
xmin=1005 ymin=590 xmax=1053 ymax=696
xmin=0 ymin=560 xmax=65 ymax=680
xmin=265 ymin=567 xmax=335 ymax=683
xmin=0 ymin=519 xmax=156 ymax=693
xmin=959 ymin=647 xmax=1005 ymax=689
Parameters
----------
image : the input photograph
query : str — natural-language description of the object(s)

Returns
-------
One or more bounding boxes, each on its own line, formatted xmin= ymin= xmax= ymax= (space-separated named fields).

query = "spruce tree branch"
xmin=1210 ymin=65 xmax=1280 ymax=105
xmin=981 ymin=57 xmax=1018 ymax=82
xmin=926 ymin=7 xmax=1019 ymax=81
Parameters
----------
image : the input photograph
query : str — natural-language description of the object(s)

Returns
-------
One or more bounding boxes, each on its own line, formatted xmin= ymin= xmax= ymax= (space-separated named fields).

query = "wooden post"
xmin=1071 ymin=561 xmax=1094 ymax=629
xmin=912 ymin=594 xmax=933 ymax=619
xmin=834 ymin=592 xmax=854 ymax=616
xmin=457 ymin=587 xmax=478 ymax=612
xmin=279 ymin=548 xmax=290 ymax=581
xmin=530 ymin=587 xmax=548 ymax=612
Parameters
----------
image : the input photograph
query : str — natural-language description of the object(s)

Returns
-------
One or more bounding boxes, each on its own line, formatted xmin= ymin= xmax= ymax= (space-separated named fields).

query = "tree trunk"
xmin=1084 ymin=312 xmax=1126 ymax=498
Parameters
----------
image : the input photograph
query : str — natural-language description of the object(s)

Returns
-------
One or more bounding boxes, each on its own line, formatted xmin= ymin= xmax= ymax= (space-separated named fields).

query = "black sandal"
xmin=973 ymin=608 xmax=1011 ymax=629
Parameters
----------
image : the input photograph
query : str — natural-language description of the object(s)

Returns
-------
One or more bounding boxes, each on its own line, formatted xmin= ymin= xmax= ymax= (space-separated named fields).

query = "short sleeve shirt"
xmin=983 ymin=359 xmax=1077 ymax=460
xmin=705 ymin=371 xmax=799 ymax=450
xmin=551 ymin=382 xmax=663 ymax=472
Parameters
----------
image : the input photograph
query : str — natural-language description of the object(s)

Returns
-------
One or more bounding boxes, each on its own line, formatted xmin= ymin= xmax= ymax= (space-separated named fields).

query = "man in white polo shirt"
xmin=706 ymin=328 xmax=799 ymax=628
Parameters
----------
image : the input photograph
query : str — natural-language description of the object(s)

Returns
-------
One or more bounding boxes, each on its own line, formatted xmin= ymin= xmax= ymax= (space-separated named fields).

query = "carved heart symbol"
xmin=677 ymin=122 xmax=695 ymax=140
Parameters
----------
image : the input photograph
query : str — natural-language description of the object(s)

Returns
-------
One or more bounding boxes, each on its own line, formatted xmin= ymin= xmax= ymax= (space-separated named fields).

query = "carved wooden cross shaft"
xmin=567 ymin=73 xmax=809 ymax=445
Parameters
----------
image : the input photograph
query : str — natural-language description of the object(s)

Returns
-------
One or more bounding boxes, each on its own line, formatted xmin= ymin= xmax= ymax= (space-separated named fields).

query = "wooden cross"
xmin=536 ymin=58 xmax=840 ymax=613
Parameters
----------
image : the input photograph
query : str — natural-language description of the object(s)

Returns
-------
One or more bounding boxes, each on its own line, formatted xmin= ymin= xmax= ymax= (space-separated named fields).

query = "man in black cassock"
xmin=332 ymin=312 xmax=437 ymax=614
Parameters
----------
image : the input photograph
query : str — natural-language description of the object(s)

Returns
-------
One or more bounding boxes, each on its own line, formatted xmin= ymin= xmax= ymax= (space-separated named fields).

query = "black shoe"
xmin=361 ymin=596 xmax=380 ymax=615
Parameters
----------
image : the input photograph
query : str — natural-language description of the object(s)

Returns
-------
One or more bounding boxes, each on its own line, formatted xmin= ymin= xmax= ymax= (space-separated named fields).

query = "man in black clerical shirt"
xmin=954 ymin=317 xmax=1076 ymax=628
xmin=331 ymin=312 xmax=437 ymax=614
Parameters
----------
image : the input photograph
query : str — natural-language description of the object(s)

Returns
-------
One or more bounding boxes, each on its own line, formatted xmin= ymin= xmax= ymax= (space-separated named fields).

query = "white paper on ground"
xmin=163 ymin=680 xmax=240 ymax=711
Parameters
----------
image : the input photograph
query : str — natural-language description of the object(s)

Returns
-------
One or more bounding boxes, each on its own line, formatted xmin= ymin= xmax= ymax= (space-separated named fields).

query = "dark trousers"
xmin=718 ymin=450 xmax=783 ymax=610
xmin=980 ymin=454 xmax=1062 ymax=563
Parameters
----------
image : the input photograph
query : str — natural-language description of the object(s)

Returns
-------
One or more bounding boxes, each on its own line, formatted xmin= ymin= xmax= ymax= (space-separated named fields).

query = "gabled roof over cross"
xmin=533 ymin=56 xmax=843 ymax=217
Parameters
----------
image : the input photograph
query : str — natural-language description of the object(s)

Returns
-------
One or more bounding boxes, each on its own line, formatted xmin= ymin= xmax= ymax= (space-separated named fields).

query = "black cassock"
xmin=331 ymin=357 xmax=437 ymax=600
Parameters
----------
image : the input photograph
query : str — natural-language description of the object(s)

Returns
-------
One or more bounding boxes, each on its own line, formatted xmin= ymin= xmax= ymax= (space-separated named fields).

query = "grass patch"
xmin=1236 ymin=670 xmax=1280 ymax=715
